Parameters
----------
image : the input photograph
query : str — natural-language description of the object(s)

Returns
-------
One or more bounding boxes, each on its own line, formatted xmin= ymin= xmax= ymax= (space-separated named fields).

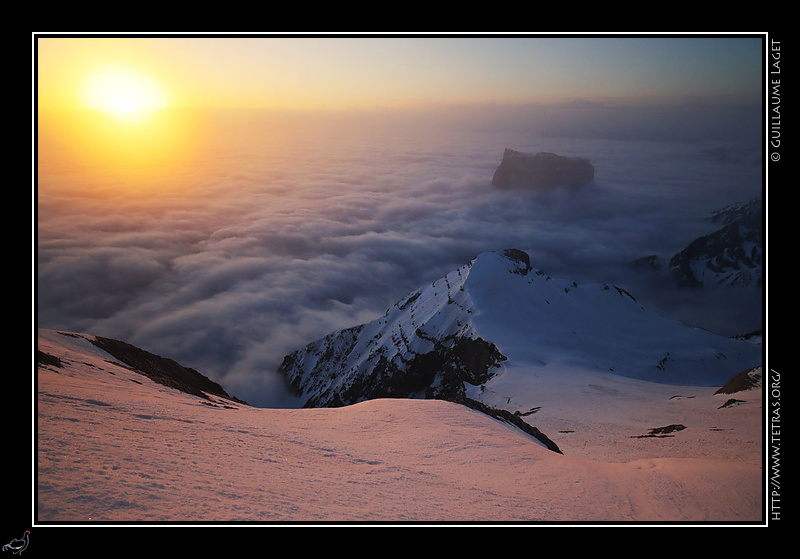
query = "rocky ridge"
xmin=280 ymin=250 xmax=529 ymax=408
xmin=635 ymin=197 xmax=762 ymax=289
xmin=279 ymin=249 xmax=761 ymax=419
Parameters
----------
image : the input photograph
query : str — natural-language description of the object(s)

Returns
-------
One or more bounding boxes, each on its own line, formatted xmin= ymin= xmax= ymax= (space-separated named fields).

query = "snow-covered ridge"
xmin=279 ymin=249 xmax=762 ymax=413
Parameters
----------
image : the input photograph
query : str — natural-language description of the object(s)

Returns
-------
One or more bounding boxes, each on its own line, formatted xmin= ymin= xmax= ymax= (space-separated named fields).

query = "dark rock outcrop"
xmin=633 ymin=424 xmax=687 ymax=438
xmin=718 ymin=398 xmax=746 ymax=409
xmin=452 ymin=396 xmax=563 ymax=454
xmin=37 ymin=350 xmax=63 ymax=369
xmin=89 ymin=335 xmax=247 ymax=405
xmin=714 ymin=366 xmax=762 ymax=395
xmin=491 ymin=149 xmax=594 ymax=189
xmin=284 ymin=334 xmax=507 ymax=409
xmin=501 ymin=248 xmax=531 ymax=273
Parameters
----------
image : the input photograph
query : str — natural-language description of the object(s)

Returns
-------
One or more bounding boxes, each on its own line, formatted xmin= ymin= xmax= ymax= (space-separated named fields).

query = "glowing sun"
xmin=81 ymin=65 xmax=169 ymax=120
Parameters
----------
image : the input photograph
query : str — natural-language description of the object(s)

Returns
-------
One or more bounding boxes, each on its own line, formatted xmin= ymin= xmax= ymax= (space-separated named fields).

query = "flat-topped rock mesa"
xmin=491 ymin=149 xmax=595 ymax=189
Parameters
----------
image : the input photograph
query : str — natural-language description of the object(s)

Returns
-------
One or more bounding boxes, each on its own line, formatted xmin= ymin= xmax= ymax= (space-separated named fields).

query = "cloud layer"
xmin=36 ymin=103 xmax=763 ymax=406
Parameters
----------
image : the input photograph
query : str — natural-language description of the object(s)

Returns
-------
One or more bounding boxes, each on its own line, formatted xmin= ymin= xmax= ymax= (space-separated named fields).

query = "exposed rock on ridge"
xmin=88 ymin=335 xmax=247 ymax=404
xmin=714 ymin=366 xmax=762 ymax=395
xmin=453 ymin=396 xmax=563 ymax=454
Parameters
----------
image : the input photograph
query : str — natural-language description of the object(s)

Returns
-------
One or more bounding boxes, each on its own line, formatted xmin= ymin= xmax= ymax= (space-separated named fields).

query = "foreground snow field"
xmin=36 ymin=328 xmax=763 ymax=524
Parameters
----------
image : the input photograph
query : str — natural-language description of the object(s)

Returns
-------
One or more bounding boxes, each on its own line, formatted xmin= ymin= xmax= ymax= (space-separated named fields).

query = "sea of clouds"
xmin=36 ymin=102 xmax=763 ymax=406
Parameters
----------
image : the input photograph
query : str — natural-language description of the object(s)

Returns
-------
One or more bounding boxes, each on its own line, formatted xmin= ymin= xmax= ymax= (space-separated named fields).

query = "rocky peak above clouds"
xmin=491 ymin=149 xmax=595 ymax=189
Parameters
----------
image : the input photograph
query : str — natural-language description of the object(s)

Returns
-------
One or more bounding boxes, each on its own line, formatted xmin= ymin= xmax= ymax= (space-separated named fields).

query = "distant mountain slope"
xmin=279 ymin=249 xmax=762 ymax=412
xmin=635 ymin=197 xmax=762 ymax=289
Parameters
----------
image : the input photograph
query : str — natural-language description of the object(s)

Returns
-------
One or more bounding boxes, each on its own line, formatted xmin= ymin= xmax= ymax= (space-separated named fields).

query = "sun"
xmin=39 ymin=61 xmax=203 ymax=191
xmin=81 ymin=64 xmax=169 ymax=121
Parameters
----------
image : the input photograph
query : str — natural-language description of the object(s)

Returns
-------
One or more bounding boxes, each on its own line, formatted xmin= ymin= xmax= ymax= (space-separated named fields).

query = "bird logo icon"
xmin=2 ymin=531 xmax=29 ymax=555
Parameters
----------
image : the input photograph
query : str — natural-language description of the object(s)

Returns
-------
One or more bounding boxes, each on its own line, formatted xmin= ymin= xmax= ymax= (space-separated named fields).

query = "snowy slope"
xmin=280 ymin=249 xmax=762 ymax=411
xmin=36 ymin=328 xmax=763 ymax=523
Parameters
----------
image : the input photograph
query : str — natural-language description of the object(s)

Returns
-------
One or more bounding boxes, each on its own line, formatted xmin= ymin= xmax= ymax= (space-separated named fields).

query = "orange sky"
xmin=36 ymin=35 xmax=764 ymax=113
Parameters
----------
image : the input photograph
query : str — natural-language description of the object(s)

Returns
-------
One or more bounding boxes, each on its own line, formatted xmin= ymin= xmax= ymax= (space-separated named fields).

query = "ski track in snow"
xmin=36 ymin=329 xmax=763 ymax=524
